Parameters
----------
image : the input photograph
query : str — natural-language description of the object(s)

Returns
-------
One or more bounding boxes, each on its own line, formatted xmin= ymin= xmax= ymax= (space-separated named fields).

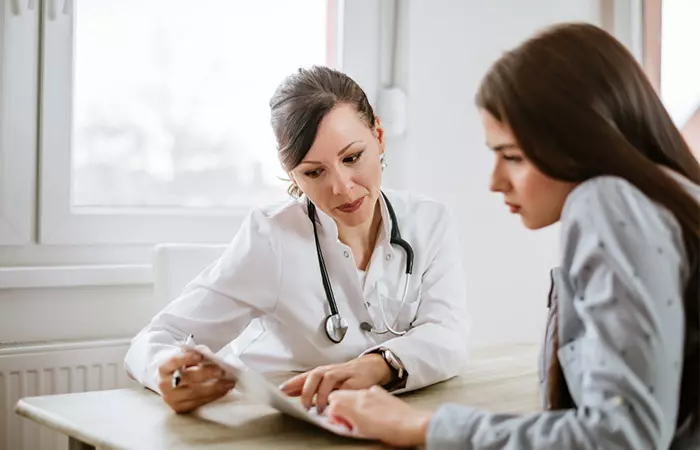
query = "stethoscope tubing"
xmin=308 ymin=191 xmax=414 ymax=342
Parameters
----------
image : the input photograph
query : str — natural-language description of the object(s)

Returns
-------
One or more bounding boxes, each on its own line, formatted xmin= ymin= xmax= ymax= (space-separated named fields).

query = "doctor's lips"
xmin=337 ymin=196 xmax=365 ymax=213
xmin=505 ymin=201 xmax=521 ymax=213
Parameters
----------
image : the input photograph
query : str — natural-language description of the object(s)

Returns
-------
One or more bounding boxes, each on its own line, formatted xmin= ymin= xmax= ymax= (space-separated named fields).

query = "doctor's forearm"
xmin=125 ymin=332 xmax=181 ymax=392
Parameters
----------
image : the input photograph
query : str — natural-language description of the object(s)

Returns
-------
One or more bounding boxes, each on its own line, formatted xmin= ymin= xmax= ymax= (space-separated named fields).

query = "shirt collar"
xmin=303 ymin=192 xmax=394 ymax=249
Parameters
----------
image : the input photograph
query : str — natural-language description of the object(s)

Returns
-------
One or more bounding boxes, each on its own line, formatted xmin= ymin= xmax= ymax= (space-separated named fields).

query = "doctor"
xmin=125 ymin=65 xmax=470 ymax=414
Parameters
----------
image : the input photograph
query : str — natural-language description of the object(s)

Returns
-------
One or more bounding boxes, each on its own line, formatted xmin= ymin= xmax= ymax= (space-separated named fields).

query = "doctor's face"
xmin=290 ymin=103 xmax=385 ymax=229
xmin=481 ymin=110 xmax=576 ymax=229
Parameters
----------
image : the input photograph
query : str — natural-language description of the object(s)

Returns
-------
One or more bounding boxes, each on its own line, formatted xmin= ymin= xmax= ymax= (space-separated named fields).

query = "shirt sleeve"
xmin=362 ymin=204 xmax=470 ymax=392
xmin=426 ymin=177 xmax=687 ymax=450
xmin=124 ymin=209 xmax=283 ymax=393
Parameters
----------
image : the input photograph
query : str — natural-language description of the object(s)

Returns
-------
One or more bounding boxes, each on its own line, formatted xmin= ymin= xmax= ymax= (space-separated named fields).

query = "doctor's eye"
xmin=343 ymin=152 xmax=363 ymax=165
xmin=304 ymin=168 xmax=324 ymax=178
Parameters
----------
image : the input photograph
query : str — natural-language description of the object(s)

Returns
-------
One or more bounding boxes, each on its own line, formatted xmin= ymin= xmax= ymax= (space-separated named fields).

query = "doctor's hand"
xmin=279 ymin=354 xmax=392 ymax=413
xmin=326 ymin=386 xmax=433 ymax=447
xmin=157 ymin=350 xmax=236 ymax=414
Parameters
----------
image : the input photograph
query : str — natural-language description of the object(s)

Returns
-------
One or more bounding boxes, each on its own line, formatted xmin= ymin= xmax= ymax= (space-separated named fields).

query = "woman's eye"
xmin=502 ymin=154 xmax=523 ymax=163
xmin=304 ymin=168 xmax=323 ymax=178
xmin=343 ymin=152 xmax=363 ymax=164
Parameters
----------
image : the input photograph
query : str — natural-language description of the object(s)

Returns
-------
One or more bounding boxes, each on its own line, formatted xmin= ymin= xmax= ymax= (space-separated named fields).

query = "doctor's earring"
xmin=288 ymin=183 xmax=303 ymax=198
xmin=379 ymin=154 xmax=387 ymax=171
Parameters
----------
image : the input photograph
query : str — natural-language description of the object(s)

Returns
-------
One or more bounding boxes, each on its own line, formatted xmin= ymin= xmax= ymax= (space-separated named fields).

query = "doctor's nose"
xmin=331 ymin=169 xmax=354 ymax=195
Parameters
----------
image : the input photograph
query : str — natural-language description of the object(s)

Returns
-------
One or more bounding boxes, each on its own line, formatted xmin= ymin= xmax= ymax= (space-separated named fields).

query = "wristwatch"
xmin=374 ymin=347 xmax=408 ymax=391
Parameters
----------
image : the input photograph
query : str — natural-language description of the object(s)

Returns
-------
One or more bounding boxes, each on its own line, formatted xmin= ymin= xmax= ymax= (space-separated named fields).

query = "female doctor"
xmin=124 ymin=65 xmax=469 ymax=414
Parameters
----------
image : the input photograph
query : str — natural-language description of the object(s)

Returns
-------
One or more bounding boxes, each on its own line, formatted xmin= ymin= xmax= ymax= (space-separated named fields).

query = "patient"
xmin=325 ymin=23 xmax=700 ymax=449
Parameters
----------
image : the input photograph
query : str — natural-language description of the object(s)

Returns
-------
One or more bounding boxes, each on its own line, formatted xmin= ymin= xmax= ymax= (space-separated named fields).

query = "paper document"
xmin=186 ymin=345 xmax=366 ymax=438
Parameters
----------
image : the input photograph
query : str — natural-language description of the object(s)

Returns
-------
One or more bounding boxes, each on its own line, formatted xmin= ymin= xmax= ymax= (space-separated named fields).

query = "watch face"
xmin=383 ymin=350 xmax=402 ymax=375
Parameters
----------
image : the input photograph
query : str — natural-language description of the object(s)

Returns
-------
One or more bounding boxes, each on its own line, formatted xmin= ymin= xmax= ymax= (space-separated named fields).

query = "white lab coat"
xmin=125 ymin=190 xmax=470 ymax=393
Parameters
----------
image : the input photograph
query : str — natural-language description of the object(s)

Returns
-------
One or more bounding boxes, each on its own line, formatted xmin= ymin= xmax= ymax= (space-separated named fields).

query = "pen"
xmin=171 ymin=334 xmax=196 ymax=389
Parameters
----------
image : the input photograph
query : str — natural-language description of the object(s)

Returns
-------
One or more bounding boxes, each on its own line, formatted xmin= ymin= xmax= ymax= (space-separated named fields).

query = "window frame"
xmin=642 ymin=0 xmax=700 ymax=156
xmin=642 ymin=0 xmax=662 ymax=93
xmin=0 ymin=0 xmax=38 ymax=246
xmin=37 ymin=0 xmax=382 ymax=245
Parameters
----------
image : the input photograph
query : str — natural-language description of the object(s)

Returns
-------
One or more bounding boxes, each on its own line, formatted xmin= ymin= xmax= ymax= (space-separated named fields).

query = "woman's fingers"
xmin=327 ymin=387 xmax=432 ymax=447
xmin=326 ymin=390 xmax=361 ymax=426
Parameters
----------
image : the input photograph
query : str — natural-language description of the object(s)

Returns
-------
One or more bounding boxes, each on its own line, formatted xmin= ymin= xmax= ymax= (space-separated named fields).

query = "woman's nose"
xmin=489 ymin=169 xmax=509 ymax=193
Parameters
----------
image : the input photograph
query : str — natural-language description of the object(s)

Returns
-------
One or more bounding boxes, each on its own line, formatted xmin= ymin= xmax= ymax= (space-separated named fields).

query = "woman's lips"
xmin=338 ymin=196 xmax=365 ymax=213
xmin=506 ymin=202 xmax=521 ymax=214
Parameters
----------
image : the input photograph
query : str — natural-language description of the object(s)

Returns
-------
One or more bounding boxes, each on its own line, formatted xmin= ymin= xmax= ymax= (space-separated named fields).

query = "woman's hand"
xmin=279 ymin=354 xmax=392 ymax=413
xmin=157 ymin=349 xmax=236 ymax=414
xmin=326 ymin=386 xmax=433 ymax=447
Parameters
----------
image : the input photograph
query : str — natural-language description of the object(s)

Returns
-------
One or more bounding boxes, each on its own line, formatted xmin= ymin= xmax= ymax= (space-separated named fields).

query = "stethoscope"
xmin=307 ymin=192 xmax=415 ymax=344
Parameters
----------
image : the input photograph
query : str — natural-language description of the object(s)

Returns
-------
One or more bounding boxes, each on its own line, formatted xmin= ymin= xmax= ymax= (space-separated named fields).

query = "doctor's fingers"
xmin=165 ymin=380 xmax=235 ymax=411
xmin=279 ymin=370 xmax=313 ymax=396
xmin=302 ymin=368 xmax=352 ymax=411
xmin=158 ymin=350 xmax=203 ymax=377
xmin=174 ymin=364 xmax=229 ymax=387
xmin=168 ymin=381 xmax=235 ymax=414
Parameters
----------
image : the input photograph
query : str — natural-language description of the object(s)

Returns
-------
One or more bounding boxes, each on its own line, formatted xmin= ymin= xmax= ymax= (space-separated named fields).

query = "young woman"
xmin=125 ymin=66 xmax=470 ymax=415
xmin=325 ymin=23 xmax=700 ymax=449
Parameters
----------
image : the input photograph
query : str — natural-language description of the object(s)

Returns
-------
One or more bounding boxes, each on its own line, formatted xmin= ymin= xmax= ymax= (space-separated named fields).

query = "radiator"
xmin=0 ymin=338 xmax=133 ymax=450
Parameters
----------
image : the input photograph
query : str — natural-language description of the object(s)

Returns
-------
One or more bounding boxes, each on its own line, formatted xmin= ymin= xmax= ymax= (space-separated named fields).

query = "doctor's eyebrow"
xmin=488 ymin=143 xmax=520 ymax=152
xmin=299 ymin=141 xmax=362 ymax=165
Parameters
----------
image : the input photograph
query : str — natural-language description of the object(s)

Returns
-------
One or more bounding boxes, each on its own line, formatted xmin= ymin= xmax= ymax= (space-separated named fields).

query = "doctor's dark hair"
xmin=269 ymin=65 xmax=376 ymax=197
xmin=477 ymin=23 xmax=700 ymax=430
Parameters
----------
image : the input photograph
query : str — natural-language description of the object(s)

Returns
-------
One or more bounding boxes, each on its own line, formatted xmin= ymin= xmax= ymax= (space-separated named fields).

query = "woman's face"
xmin=290 ymin=103 xmax=385 ymax=230
xmin=481 ymin=110 xmax=577 ymax=229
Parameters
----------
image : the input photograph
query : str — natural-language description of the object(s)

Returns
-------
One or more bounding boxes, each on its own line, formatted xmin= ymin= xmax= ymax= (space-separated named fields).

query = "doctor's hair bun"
xmin=269 ymin=65 xmax=376 ymax=184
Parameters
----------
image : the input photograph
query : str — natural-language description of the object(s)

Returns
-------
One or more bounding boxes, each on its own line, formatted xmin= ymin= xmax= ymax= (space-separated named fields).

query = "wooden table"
xmin=15 ymin=344 xmax=540 ymax=450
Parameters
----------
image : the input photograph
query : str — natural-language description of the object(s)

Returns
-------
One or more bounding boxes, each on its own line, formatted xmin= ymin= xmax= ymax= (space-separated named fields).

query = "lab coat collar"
xmin=301 ymin=192 xmax=394 ymax=251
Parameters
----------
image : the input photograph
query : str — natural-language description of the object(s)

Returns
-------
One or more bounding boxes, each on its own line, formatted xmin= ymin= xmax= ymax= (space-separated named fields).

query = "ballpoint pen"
xmin=171 ymin=334 xmax=196 ymax=389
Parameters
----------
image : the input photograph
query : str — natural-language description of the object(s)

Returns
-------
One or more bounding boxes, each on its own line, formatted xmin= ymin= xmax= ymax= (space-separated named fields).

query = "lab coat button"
xmin=385 ymin=254 xmax=392 ymax=261
xmin=343 ymin=251 xmax=350 ymax=258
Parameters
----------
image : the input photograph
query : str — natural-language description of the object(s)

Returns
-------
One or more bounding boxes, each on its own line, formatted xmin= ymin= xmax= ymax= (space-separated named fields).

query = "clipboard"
xmin=184 ymin=344 xmax=366 ymax=439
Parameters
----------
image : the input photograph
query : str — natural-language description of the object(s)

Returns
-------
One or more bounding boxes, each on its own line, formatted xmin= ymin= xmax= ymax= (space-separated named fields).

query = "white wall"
xmin=394 ymin=0 xmax=603 ymax=346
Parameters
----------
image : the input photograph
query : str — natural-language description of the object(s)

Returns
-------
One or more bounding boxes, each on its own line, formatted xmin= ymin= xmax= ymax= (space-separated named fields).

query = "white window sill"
xmin=0 ymin=264 xmax=152 ymax=289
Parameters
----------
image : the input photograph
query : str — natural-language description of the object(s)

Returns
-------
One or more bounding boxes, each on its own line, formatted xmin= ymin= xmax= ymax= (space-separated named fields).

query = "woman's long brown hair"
xmin=476 ymin=23 xmax=699 ymax=430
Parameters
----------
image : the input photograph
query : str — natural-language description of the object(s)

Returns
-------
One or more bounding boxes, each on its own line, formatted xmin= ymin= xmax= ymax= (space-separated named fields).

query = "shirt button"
xmin=343 ymin=251 xmax=350 ymax=258
xmin=385 ymin=254 xmax=392 ymax=261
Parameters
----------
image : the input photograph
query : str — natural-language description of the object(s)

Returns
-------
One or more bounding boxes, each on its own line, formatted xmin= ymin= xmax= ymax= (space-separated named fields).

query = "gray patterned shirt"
xmin=427 ymin=172 xmax=699 ymax=450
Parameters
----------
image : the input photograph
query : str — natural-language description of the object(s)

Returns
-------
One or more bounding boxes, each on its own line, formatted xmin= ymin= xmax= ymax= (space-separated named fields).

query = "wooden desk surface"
xmin=15 ymin=344 xmax=540 ymax=450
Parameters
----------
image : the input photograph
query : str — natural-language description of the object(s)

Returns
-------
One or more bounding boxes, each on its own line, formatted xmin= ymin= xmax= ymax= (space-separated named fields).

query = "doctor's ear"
xmin=373 ymin=118 xmax=385 ymax=145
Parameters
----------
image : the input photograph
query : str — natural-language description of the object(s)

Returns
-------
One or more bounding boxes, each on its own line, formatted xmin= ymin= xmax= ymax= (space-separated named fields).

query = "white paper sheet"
xmin=186 ymin=345 xmax=366 ymax=438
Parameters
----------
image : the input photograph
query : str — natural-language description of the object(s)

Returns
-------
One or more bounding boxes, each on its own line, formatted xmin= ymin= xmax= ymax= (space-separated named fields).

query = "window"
xmin=36 ymin=0 xmax=381 ymax=244
xmin=643 ymin=0 xmax=700 ymax=157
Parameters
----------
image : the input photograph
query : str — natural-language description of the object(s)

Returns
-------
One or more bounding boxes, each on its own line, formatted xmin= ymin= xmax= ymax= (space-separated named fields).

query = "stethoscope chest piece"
xmin=324 ymin=313 xmax=349 ymax=343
